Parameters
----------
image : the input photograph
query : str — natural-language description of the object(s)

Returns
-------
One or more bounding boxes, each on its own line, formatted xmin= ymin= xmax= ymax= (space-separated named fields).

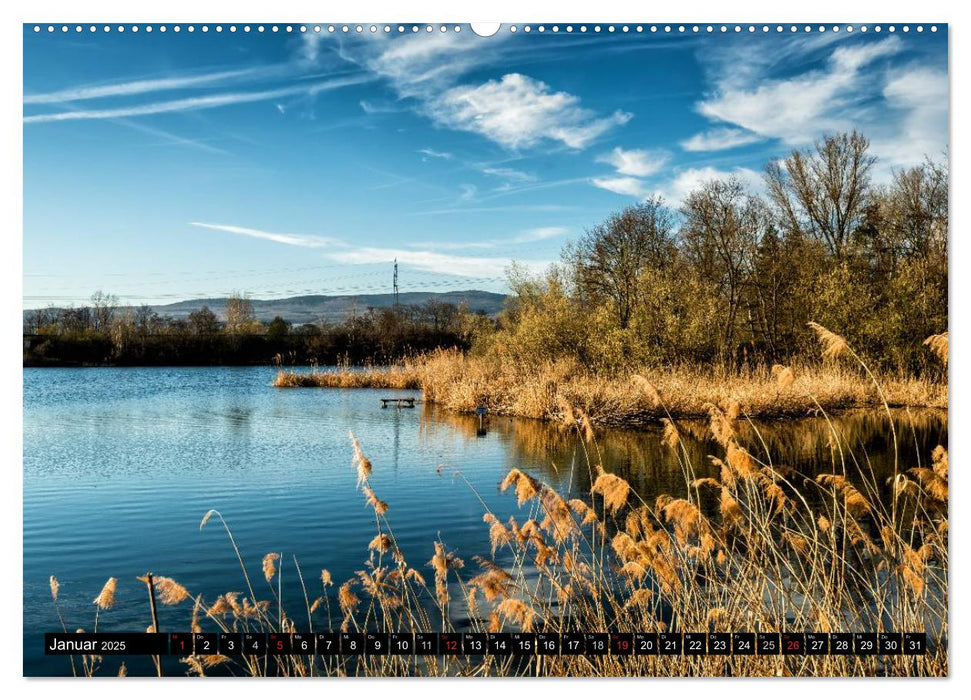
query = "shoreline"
xmin=271 ymin=352 xmax=947 ymax=426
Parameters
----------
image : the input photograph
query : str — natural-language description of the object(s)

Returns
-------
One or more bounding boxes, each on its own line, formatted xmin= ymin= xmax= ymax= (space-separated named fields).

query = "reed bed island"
xmin=271 ymin=344 xmax=947 ymax=427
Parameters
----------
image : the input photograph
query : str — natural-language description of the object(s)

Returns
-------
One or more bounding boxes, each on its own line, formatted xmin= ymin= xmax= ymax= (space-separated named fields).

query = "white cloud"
xmin=419 ymin=148 xmax=453 ymax=160
xmin=597 ymin=147 xmax=668 ymax=177
xmin=329 ymin=247 xmax=525 ymax=278
xmin=359 ymin=31 xmax=493 ymax=98
xmin=337 ymin=34 xmax=630 ymax=151
xmin=590 ymin=176 xmax=649 ymax=197
xmin=23 ymin=66 xmax=283 ymax=104
xmin=652 ymin=167 xmax=763 ymax=206
xmin=359 ymin=99 xmax=403 ymax=115
xmin=408 ymin=240 xmax=497 ymax=251
xmin=696 ymin=38 xmax=901 ymax=146
xmin=680 ymin=127 xmax=763 ymax=152
xmin=479 ymin=166 xmax=537 ymax=183
xmin=428 ymin=73 xmax=632 ymax=150
xmin=190 ymin=222 xmax=344 ymax=248
xmin=24 ymin=75 xmax=370 ymax=124
xmin=459 ymin=184 xmax=478 ymax=201
xmin=514 ymin=226 xmax=568 ymax=243
xmin=410 ymin=226 xmax=567 ymax=250
xmin=691 ymin=36 xmax=947 ymax=172
xmin=873 ymin=66 xmax=949 ymax=169
xmin=192 ymin=220 xmax=557 ymax=278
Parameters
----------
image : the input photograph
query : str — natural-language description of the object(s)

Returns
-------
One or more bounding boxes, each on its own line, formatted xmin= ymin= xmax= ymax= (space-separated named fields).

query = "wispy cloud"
xmin=24 ymin=75 xmax=370 ymax=124
xmin=23 ymin=65 xmax=286 ymax=104
xmin=410 ymin=226 xmax=569 ymax=251
xmin=115 ymin=119 xmax=231 ymax=155
xmin=590 ymin=176 xmax=649 ymax=197
xmin=692 ymin=35 xmax=947 ymax=170
xmin=428 ymin=73 xmax=631 ymax=150
xmin=513 ymin=226 xmax=568 ymax=243
xmin=419 ymin=147 xmax=453 ymax=160
xmin=873 ymin=66 xmax=948 ymax=170
xmin=680 ymin=127 xmax=763 ymax=152
xmin=651 ymin=166 xmax=764 ymax=206
xmin=479 ymin=166 xmax=537 ymax=183
xmin=328 ymin=247 xmax=533 ymax=278
xmin=192 ymin=220 xmax=559 ymax=278
xmin=596 ymin=147 xmax=668 ymax=177
xmin=408 ymin=204 xmax=576 ymax=216
xmin=359 ymin=99 xmax=404 ymax=115
xmin=334 ymin=33 xmax=630 ymax=151
xmin=695 ymin=37 xmax=902 ymax=145
xmin=190 ymin=222 xmax=345 ymax=248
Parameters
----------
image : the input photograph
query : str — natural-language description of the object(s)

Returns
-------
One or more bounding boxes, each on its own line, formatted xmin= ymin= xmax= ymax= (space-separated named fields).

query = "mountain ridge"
xmin=25 ymin=290 xmax=508 ymax=325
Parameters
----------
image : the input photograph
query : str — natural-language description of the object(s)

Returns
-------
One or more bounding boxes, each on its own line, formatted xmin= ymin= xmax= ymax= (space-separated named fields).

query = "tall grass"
xmin=53 ymin=326 xmax=947 ymax=677
xmin=273 ymin=348 xmax=946 ymax=425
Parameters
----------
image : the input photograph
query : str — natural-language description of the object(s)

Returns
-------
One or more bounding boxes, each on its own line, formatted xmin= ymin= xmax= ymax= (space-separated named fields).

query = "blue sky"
xmin=23 ymin=25 xmax=948 ymax=308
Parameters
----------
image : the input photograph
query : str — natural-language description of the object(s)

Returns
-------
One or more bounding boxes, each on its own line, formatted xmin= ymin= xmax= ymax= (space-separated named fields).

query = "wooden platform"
xmin=381 ymin=397 xmax=416 ymax=408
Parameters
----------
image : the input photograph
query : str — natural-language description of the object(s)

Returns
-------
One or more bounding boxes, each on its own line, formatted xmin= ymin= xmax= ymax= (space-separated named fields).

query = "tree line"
xmin=485 ymin=132 xmax=947 ymax=375
xmin=23 ymin=292 xmax=490 ymax=366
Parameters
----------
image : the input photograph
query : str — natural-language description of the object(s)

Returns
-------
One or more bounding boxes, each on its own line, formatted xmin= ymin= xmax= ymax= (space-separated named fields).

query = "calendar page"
xmin=22 ymin=19 xmax=948 ymax=679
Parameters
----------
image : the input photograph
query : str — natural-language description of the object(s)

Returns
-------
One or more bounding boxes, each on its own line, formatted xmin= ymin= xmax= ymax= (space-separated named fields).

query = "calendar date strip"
xmin=46 ymin=631 xmax=928 ymax=656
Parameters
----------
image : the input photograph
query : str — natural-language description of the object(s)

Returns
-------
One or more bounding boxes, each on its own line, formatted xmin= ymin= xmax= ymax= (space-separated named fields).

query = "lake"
xmin=23 ymin=366 xmax=947 ymax=676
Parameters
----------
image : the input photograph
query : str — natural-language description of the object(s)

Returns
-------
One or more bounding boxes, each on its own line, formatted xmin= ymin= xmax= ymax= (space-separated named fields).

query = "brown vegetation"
xmin=55 ymin=331 xmax=947 ymax=677
xmin=273 ymin=346 xmax=945 ymax=425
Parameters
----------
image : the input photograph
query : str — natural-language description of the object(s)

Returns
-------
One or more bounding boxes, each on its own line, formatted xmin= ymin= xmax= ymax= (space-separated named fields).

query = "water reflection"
xmin=420 ymin=405 xmax=947 ymax=507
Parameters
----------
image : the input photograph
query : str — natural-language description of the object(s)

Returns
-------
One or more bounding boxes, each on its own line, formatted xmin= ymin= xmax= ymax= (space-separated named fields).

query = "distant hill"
xmin=28 ymin=290 xmax=508 ymax=325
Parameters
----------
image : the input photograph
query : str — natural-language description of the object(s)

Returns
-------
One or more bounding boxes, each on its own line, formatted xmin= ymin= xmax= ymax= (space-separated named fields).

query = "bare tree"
xmin=187 ymin=306 xmax=219 ymax=335
xmin=570 ymin=198 xmax=675 ymax=329
xmin=90 ymin=290 xmax=118 ymax=334
xmin=680 ymin=177 xmax=763 ymax=358
xmin=224 ymin=292 xmax=256 ymax=334
xmin=766 ymin=131 xmax=875 ymax=259
xmin=884 ymin=157 xmax=948 ymax=262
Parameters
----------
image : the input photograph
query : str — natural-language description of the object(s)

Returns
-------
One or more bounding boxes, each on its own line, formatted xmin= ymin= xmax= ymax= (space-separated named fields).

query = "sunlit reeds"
xmin=51 ymin=329 xmax=947 ymax=678
xmin=274 ymin=347 xmax=945 ymax=426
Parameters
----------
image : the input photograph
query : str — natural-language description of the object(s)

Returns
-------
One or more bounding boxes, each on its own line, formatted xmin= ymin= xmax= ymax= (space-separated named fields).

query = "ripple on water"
xmin=23 ymin=366 xmax=946 ymax=675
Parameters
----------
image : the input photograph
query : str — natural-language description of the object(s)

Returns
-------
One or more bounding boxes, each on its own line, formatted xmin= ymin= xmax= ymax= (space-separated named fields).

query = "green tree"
xmin=267 ymin=316 xmax=291 ymax=342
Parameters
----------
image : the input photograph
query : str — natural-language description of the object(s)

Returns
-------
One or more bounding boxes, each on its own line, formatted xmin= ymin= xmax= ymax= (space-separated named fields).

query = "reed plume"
xmin=262 ymin=553 xmax=280 ymax=583
xmin=368 ymin=533 xmax=395 ymax=554
xmin=350 ymin=432 xmax=372 ymax=485
xmin=153 ymin=577 xmax=190 ymax=605
xmin=92 ymin=577 xmax=117 ymax=610
xmin=816 ymin=474 xmax=872 ymax=517
xmin=660 ymin=418 xmax=680 ymax=450
xmin=500 ymin=468 xmax=540 ymax=506
xmin=772 ymin=364 xmax=795 ymax=389
xmin=631 ymin=374 xmax=661 ymax=407
xmin=363 ymin=487 xmax=389 ymax=516
xmin=808 ymin=321 xmax=849 ymax=359
xmin=923 ymin=332 xmax=948 ymax=365
xmin=591 ymin=467 xmax=630 ymax=514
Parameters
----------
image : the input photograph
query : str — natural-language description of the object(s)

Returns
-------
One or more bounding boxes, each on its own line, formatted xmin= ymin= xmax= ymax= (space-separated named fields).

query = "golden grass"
xmin=53 ymin=331 xmax=947 ymax=678
xmin=274 ymin=348 xmax=946 ymax=427
xmin=52 ymin=427 xmax=948 ymax=676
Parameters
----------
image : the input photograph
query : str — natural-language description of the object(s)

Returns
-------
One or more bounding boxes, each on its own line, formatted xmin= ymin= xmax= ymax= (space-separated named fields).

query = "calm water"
xmin=23 ymin=366 xmax=947 ymax=676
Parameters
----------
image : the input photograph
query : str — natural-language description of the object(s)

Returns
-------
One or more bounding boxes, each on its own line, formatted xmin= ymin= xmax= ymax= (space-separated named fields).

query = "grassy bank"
xmin=272 ymin=347 xmax=946 ymax=426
